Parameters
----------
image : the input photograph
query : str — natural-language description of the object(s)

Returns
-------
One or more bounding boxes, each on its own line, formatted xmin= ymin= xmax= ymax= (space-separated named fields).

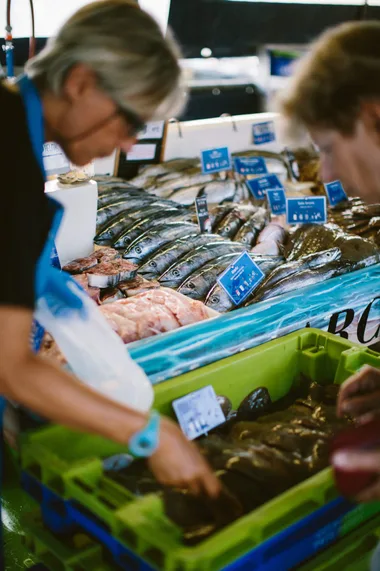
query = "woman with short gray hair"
xmin=0 ymin=0 xmax=220 ymax=532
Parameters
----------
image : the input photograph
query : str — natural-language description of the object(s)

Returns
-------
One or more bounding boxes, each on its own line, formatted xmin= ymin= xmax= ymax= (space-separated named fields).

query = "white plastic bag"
xmin=35 ymin=286 xmax=154 ymax=412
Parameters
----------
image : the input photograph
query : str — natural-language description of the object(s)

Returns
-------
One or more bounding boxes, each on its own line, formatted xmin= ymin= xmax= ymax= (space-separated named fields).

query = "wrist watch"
xmin=129 ymin=411 xmax=161 ymax=458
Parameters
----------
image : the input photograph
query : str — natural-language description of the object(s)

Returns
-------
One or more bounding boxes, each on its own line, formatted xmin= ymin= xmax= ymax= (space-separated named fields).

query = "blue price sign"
xmin=234 ymin=156 xmax=268 ymax=175
xmin=324 ymin=180 xmax=347 ymax=206
xmin=200 ymin=146 xmax=231 ymax=174
xmin=173 ymin=386 xmax=226 ymax=440
xmin=267 ymin=188 xmax=286 ymax=215
xmin=252 ymin=121 xmax=276 ymax=145
xmin=247 ymin=174 xmax=282 ymax=200
xmin=217 ymin=251 xmax=265 ymax=305
xmin=286 ymin=197 xmax=327 ymax=225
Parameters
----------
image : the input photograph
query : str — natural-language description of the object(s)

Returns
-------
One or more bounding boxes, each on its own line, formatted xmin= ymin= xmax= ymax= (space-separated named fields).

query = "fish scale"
xmin=122 ymin=222 xmax=199 ymax=265
xmin=159 ymin=241 xmax=246 ymax=289
xmin=138 ymin=233 xmax=225 ymax=279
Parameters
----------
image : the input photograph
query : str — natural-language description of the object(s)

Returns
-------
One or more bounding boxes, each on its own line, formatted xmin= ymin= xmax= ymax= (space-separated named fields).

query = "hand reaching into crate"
xmin=333 ymin=366 xmax=380 ymax=501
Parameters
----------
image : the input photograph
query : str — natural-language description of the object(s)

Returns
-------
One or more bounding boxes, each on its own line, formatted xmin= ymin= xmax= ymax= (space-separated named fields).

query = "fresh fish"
xmin=113 ymin=209 xmax=193 ymax=250
xmin=123 ymin=222 xmax=199 ymax=265
xmin=165 ymin=184 xmax=207 ymax=206
xmin=205 ymin=255 xmax=282 ymax=312
xmin=178 ymin=253 xmax=247 ymax=301
xmin=234 ymin=207 xmax=268 ymax=246
xmin=248 ymin=260 xmax=355 ymax=304
xmin=138 ymin=233 xmax=225 ymax=279
xmin=87 ymin=259 xmax=138 ymax=288
xmin=96 ymin=199 xmax=155 ymax=232
xmin=204 ymin=180 xmax=237 ymax=204
xmin=285 ymin=224 xmax=380 ymax=263
xmin=209 ymin=204 xmax=236 ymax=231
xmin=215 ymin=206 xmax=256 ymax=240
xmin=95 ymin=202 xmax=186 ymax=246
xmin=254 ymin=248 xmax=342 ymax=294
xmin=159 ymin=242 xmax=246 ymax=289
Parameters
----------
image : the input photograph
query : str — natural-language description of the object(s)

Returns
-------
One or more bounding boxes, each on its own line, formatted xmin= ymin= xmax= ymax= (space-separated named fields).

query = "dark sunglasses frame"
xmin=117 ymin=105 xmax=146 ymax=137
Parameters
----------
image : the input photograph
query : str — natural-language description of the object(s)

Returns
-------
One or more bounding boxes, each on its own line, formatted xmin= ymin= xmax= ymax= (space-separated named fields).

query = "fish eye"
xmin=188 ymin=282 xmax=195 ymax=289
xmin=135 ymin=247 xmax=142 ymax=254
xmin=211 ymin=296 xmax=220 ymax=304
xmin=150 ymin=261 xmax=157 ymax=268
xmin=173 ymin=269 xmax=180 ymax=277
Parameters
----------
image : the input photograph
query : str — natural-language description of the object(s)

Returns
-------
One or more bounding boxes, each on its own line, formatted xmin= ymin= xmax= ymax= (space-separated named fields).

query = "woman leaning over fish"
xmin=0 ymin=0 xmax=220 ymax=517
xmin=280 ymin=19 xmax=380 ymax=524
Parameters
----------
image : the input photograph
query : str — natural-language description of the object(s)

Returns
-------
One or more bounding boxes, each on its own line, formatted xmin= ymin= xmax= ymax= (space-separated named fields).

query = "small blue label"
xmin=252 ymin=121 xmax=276 ymax=145
xmin=217 ymin=251 xmax=265 ymax=305
xmin=267 ymin=188 xmax=287 ymax=215
xmin=173 ymin=385 xmax=225 ymax=440
xmin=234 ymin=156 xmax=268 ymax=176
xmin=200 ymin=146 xmax=231 ymax=174
xmin=324 ymin=180 xmax=348 ymax=206
xmin=247 ymin=174 xmax=282 ymax=200
xmin=286 ymin=197 xmax=327 ymax=225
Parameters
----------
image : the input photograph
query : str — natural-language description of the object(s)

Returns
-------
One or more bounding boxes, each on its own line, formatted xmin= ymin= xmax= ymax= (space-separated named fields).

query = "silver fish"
xmin=178 ymin=253 xmax=246 ymax=301
xmin=122 ymin=222 xmax=199 ymax=265
xmin=113 ymin=209 xmax=193 ymax=250
xmin=95 ymin=201 xmax=181 ymax=245
xmin=205 ymin=254 xmax=283 ymax=312
xmin=159 ymin=241 xmax=246 ymax=289
xmin=138 ymin=233 xmax=225 ymax=279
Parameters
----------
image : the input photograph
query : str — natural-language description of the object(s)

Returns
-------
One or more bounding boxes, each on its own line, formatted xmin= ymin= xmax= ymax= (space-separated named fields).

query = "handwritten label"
xmin=324 ymin=181 xmax=348 ymax=206
xmin=247 ymin=174 xmax=282 ymax=200
xmin=267 ymin=188 xmax=286 ymax=215
xmin=234 ymin=156 xmax=268 ymax=176
xmin=286 ymin=197 xmax=327 ymax=225
xmin=201 ymin=146 xmax=231 ymax=174
xmin=252 ymin=121 xmax=276 ymax=145
xmin=218 ymin=251 xmax=265 ymax=305
xmin=173 ymin=386 xmax=225 ymax=440
xmin=195 ymin=196 xmax=211 ymax=233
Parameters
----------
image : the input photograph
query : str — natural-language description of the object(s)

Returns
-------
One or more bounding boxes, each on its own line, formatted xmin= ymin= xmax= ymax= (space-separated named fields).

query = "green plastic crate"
xmin=20 ymin=329 xmax=380 ymax=571
xmin=23 ymin=511 xmax=115 ymax=571
xmin=299 ymin=512 xmax=380 ymax=571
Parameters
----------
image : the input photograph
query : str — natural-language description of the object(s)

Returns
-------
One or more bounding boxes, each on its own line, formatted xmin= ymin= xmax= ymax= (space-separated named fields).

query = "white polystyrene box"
xmin=44 ymin=179 xmax=98 ymax=266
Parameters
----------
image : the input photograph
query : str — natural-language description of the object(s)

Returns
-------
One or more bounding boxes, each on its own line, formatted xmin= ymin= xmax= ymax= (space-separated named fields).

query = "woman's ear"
xmin=360 ymin=101 xmax=380 ymax=143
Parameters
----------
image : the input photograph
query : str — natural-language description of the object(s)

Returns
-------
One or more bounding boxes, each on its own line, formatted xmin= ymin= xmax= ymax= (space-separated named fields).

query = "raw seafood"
xmin=87 ymin=259 xmax=137 ymax=288
xmin=104 ymin=379 xmax=352 ymax=546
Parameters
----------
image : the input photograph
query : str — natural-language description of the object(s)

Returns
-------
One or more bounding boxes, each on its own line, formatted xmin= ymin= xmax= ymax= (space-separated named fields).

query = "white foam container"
xmin=45 ymin=179 xmax=98 ymax=266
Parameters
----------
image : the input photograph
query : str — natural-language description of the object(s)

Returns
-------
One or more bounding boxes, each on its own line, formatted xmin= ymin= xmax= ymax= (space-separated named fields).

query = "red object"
xmin=330 ymin=419 xmax=380 ymax=498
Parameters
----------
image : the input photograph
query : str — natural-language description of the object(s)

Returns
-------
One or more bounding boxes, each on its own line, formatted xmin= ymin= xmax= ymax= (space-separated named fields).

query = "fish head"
xmin=159 ymin=265 xmax=184 ymax=287
xmin=206 ymin=288 xmax=232 ymax=313
xmin=308 ymin=247 xmax=342 ymax=268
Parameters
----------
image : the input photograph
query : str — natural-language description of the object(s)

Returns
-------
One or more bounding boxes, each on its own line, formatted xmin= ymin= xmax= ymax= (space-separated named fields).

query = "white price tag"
xmin=138 ymin=121 xmax=165 ymax=140
xmin=126 ymin=143 xmax=157 ymax=161
xmin=173 ymin=386 xmax=226 ymax=440
xmin=43 ymin=143 xmax=70 ymax=176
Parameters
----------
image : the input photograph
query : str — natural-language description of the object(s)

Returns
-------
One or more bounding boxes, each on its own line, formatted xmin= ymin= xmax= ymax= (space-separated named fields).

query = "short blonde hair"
xmin=26 ymin=0 xmax=185 ymax=121
xmin=280 ymin=21 xmax=380 ymax=137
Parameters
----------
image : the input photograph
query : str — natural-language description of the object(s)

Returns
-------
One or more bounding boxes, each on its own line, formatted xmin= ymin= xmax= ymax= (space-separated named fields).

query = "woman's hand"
xmin=147 ymin=417 xmax=221 ymax=497
xmin=337 ymin=365 xmax=380 ymax=423
xmin=333 ymin=365 xmax=380 ymax=502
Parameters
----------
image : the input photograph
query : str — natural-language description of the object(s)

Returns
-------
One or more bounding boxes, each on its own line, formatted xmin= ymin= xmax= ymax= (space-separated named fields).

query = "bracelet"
xmin=128 ymin=411 xmax=160 ymax=458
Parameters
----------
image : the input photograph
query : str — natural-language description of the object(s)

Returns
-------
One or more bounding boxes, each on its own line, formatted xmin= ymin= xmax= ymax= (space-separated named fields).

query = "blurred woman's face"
xmin=310 ymin=118 xmax=380 ymax=204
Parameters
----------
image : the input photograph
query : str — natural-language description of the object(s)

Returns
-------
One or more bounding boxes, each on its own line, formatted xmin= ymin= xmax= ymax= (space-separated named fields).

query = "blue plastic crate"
xmin=22 ymin=472 xmax=380 ymax=571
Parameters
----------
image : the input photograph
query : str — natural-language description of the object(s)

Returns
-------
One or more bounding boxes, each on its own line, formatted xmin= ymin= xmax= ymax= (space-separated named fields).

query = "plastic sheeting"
xmin=129 ymin=264 xmax=380 ymax=384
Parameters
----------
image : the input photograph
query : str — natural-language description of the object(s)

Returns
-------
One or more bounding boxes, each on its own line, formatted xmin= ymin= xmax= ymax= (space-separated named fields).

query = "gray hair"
xmin=26 ymin=0 xmax=186 ymax=121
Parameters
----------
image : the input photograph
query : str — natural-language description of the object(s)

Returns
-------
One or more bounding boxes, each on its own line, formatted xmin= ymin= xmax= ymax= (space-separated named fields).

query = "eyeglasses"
xmin=117 ymin=105 xmax=146 ymax=138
